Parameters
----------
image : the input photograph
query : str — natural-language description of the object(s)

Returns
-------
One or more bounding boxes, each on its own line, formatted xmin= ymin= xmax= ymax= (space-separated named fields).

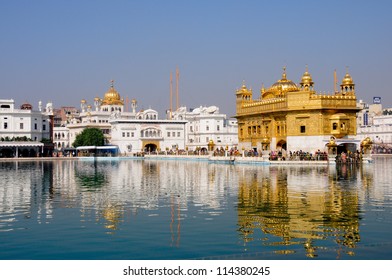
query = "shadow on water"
xmin=74 ymin=160 xmax=112 ymax=191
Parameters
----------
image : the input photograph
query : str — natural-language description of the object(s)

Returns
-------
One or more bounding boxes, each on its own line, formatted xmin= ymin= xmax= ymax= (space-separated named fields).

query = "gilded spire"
xmin=282 ymin=66 xmax=287 ymax=80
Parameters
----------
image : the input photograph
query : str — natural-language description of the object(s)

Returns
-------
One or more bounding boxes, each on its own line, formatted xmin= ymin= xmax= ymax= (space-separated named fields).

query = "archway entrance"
xmin=337 ymin=143 xmax=357 ymax=154
xmin=276 ymin=140 xmax=287 ymax=151
xmin=144 ymin=143 xmax=157 ymax=153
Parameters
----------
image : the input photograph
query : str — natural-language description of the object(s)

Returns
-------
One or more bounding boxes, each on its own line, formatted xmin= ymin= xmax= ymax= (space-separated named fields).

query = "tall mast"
xmin=170 ymin=71 xmax=173 ymax=119
xmin=176 ymin=66 xmax=179 ymax=110
xmin=334 ymin=69 xmax=337 ymax=93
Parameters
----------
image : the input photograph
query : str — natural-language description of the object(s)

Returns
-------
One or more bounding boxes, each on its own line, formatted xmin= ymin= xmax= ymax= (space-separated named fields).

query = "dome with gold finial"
xmin=236 ymin=81 xmax=252 ymax=94
xmin=102 ymin=80 xmax=124 ymax=106
xmin=340 ymin=69 xmax=355 ymax=94
xmin=300 ymin=65 xmax=314 ymax=89
xmin=341 ymin=72 xmax=354 ymax=87
xmin=263 ymin=67 xmax=299 ymax=98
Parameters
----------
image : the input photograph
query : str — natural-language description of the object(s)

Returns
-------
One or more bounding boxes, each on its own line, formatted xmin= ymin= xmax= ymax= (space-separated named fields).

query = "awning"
xmin=0 ymin=141 xmax=44 ymax=148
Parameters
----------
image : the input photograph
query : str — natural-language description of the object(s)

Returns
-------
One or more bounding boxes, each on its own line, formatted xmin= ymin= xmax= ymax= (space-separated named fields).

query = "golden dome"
xmin=341 ymin=72 xmax=354 ymax=86
xmin=300 ymin=66 xmax=314 ymax=87
xmin=236 ymin=81 xmax=252 ymax=95
xmin=102 ymin=80 xmax=124 ymax=106
xmin=264 ymin=67 xmax=299 ymax=98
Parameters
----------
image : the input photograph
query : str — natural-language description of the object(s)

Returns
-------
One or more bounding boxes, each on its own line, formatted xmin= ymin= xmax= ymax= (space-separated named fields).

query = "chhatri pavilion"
xmin=234 ymin=67 xmax=360 ymax=154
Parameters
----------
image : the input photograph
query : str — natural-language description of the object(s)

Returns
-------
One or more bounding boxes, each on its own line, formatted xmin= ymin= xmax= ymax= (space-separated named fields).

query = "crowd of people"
xmin=140 ymin=147 xmax=365 ymax=163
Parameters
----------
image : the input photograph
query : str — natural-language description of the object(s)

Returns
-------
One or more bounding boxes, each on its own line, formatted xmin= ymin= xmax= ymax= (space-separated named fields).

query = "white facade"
xmin=110 ymin=116 xmax=187 ymax=155
xmin=356 ymin=100 xmax=392 ymax=154
xmin=171 ymin=106 xmax=238 ymax=151
xmin=356 ymin=100 xmax=392 ymax=145
xmin=63 ymin=83 xmax=187 ymax=154
xmin=0 ymin=99 xmax=53 ymax=141
xmin=53 ymin=126 xmax=71 ymax=150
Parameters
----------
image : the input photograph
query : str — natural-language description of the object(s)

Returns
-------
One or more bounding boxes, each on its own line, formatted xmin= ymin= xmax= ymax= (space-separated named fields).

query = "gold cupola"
xmin=263 ymin=67 xmax=299 ymax=99
xmin=340 ymin=69 xmax=355 ymax=95
xmin=236 ymin=81 xmax=253 ymax=100
xmin=300 ymin=65 xmax=314 ymax=91
xmin=102 ymin=80 xmax=124 ymax=106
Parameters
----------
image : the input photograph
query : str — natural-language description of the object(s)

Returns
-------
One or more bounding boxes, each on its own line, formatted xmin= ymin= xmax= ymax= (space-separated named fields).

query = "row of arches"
xmin=140 ymin=128 xmax=161 ymax=138
xmin=54 ymin=132 xmax=68 ymax=139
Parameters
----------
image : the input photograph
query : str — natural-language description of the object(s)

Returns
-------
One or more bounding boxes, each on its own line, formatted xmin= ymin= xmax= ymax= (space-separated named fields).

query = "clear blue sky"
xmin=1 ymin=0 xmax=391 ymax=117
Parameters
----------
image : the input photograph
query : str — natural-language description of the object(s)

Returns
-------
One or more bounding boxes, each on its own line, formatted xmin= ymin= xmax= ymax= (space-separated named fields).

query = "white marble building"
xmin=171 ymin=106 xmax=238 ymax=152
xmin=0 ymin=99 xmax=54 ymax=157
xmin=63 ymin=82 xmax=187 ymax=154
xmin=110 ymin=108 xmax=187 ymax=155
xmin=357 ymin=100 xmax=392 ymax=148
xmin=0 ymin=99 xmax=53 ymax=141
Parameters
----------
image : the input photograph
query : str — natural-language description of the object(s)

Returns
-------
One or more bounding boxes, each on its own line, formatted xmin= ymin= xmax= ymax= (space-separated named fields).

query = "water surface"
xmin=0 ymin=158 xmax=391 ymax=259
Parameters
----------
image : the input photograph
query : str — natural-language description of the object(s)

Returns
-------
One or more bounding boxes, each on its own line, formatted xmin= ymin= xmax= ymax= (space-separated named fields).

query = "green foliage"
xmin=1 ymin=136 xmax=32 ymax=142
xmin=40 ymin=138 xmax=52 ymax=144
xmin=72 ymin=127 xmax=105 ymax=147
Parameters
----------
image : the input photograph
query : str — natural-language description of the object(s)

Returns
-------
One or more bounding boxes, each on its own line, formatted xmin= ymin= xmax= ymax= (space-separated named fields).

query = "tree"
xmin=73 ymin=127 xmax=105 ymax=147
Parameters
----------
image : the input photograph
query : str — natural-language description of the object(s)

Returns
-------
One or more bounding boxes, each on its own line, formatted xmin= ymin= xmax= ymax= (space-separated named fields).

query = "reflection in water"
xmin=0 ymin=158 xmax=390 ymax=259
xmin=237 ymin=164 xmax=373 ymax=258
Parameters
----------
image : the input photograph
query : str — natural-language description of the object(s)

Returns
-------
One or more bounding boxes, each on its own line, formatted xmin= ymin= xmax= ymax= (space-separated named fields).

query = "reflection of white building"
xmin=62 ymin=81 xmax=186 ymax=154
xmin=171 ymin=106 xmax=238 ymax=151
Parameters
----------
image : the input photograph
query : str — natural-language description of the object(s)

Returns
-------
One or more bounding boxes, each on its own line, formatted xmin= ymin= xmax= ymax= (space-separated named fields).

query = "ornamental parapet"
xmin=238 ymin=98 xmax=287 ymax=115
xmin=310 ymin=94 xmax=357 ymax=107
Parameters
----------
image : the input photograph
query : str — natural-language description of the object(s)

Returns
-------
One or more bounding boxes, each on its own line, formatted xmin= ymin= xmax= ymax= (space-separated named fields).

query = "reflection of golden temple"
xmin=208 ymin=139 xmax=215 ymax=151
xmin=170 ymin=195 xmax=181 ymax=247
xmin=235 ymin=67 xmax=359 ymax=153
xmin=236 ymin=165 xmax=366 ymax=258
xmin=360 ymin=137 xmax=373 ymax=162
xmin=102 ymin=204 xmax=123 ymax=232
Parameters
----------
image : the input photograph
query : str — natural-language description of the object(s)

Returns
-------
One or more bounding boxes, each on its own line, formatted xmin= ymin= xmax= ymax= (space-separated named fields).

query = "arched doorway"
xmin=144 ymin=143 xmax=157 ymax=153
xmin=337 ymin=143 xmax=357 ymax=154
xmin=276 ymin=140 xmax=287 ymax=151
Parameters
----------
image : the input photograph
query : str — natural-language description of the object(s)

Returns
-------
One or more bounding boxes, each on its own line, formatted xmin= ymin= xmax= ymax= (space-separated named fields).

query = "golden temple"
xmin=235 ymin=67 xmax=359 ymax=153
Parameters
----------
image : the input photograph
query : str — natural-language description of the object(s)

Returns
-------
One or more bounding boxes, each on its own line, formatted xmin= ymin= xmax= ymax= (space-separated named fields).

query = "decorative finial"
xmin=110 ymin=79 xmax=114 ymax=88
xmin=261 ymin=83 xmax=265 ymax=94
xmin=345 ymin=66 xmax=349 ymax=74
xmin=282 ymin=66 xmax=287 ymax=79
xmin=305 ymin=64 xmax=308 ymax=72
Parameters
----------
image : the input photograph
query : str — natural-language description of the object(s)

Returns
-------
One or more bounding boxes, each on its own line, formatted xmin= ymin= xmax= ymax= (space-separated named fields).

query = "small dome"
xmin=300 ymin=66 xmax=314 ymax=87
xmin=20 ymin=103 xmax=32 ymax=110
xmin=341 ymin=72 xmax=354 ymax=86
xmin=236 ymin=81 xmax=252 ymax=95
xmin=102 ymin=80 xmax=124 ymax=106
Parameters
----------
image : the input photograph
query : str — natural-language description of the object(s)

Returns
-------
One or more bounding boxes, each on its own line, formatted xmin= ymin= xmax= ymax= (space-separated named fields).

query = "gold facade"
xmin=235 ymin=67 xmax=359 ymax=151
